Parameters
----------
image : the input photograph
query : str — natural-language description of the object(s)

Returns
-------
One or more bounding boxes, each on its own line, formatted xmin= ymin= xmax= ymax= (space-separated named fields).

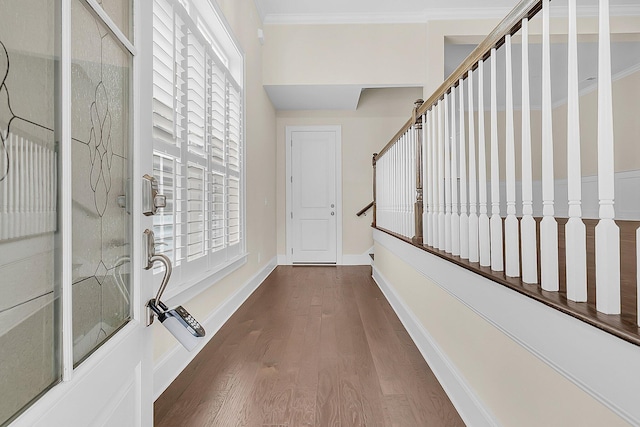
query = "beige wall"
xmin=275 ymin=87 xmax=423 ymax=258
xmin=153 ymin=0 xmax=277 ymax=361
xmin=374 ymin=243 xmax=630 ymax=427
xmin=263 ymin=23 xmax=427 ymax=86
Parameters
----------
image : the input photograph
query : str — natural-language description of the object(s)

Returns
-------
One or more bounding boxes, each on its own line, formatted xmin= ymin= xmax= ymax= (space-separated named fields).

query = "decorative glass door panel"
xmin=71 ymin=0 xmax=132 ymax=365
xmin=95 ymin=0 xmax=132 ymax=41
xmin=0 ymin=0 xmax=60 ymax=425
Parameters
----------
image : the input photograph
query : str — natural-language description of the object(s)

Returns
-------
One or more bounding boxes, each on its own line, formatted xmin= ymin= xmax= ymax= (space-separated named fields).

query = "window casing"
xmin=152 ymin=0 xmax=244 ymax=287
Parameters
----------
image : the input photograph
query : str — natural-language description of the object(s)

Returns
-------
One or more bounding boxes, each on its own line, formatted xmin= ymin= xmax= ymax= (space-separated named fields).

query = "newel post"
xmin=372 ymin=152 xmax=377 ymax=228
xmin=413 ymin=98 xmax=424 ymax=244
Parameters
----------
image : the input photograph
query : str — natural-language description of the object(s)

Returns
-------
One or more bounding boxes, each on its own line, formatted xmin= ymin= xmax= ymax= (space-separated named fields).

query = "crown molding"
xmin=263 ymin=8 xmax=514 ymax=25
xmin=252 ymin=0 xmax=266 ymax=24
xmin=261 ymin=4 xmax=640 ymax=26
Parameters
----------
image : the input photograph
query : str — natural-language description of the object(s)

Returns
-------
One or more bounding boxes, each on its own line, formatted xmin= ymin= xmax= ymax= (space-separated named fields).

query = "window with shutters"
xmin=152 ymin=0 xmax=245 ymax=287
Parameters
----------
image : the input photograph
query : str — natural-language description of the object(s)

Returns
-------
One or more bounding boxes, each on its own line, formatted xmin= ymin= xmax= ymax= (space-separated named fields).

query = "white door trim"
xmin=285 ymin=125 xmax=342 ymax=265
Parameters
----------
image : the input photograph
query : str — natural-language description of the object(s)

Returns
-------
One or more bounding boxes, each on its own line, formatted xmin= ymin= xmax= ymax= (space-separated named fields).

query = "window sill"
xmin=162 ymin=253 xmax=248 ymax=306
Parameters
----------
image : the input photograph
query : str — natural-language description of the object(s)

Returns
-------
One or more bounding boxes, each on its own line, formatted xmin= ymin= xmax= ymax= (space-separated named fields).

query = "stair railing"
xmin=372 ymin=0 xmax=640 ymax=344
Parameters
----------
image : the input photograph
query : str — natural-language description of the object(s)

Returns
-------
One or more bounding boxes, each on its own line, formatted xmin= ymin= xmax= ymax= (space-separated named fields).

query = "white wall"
xmin=263 ymin=24 xmax=427 ymax=87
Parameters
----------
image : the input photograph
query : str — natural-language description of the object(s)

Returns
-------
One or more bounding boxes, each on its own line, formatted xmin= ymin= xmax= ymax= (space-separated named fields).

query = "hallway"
xmin=154 ymin=266 xmax=464 ymax=426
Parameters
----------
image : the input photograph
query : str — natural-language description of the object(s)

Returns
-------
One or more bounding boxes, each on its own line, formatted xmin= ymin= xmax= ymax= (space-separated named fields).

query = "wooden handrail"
xmin=374 ymin=0 xmax=543 ymax=162
xmin=356 ymin=201 xmax=374 ymax=217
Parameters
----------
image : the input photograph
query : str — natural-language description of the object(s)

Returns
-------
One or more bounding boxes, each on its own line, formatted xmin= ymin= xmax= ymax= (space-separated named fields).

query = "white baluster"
xmin=402 ymin=134 xmax=407 ymax=236
xmin=468 ymin=68 xmax=479 ymax=263
xmin=20 ymin=136 xmax=25 ymax=237
xmin=422 ymin=113 xmax=429 ymax=245
xmin=520 ymin=18 xmax=538 ymax=284
xmin=505 ymin=34 xmax=520 ymax=278
xmin=35 ymin=143 xmax=41 ymax=234
xmin=541 ymin=0 xmax=559 ymax=291
xmin=396 ymin=143 xmax=401 ymax=235
xmin=444 ymin=93 xmax=452 ymax=253
xmin=595 ymin=0 xmax=620 ymax=314
xmin=566 ymin=0 xmax=587 ymax=302
xmin=432 ymin=104 xmax=440 ymax=249
xmin=459 ymin=79 xmax=469 ymax=260
xmin=478 ymin=59 xmax=491 ymax=267
xmin=451 ymin=87 xmax=460 ymax=256
xmin=425 ymin=110 xmax=433 ymax=246
xmin=438 ymin=101 xmax=446 ymax=250
xmin=389 ymin=149 xmax=392 ymax=232
xmin=8 ymin=134 xmax=14 ymax=239
xmin=51 ymin=149 xmax=57 ymax=231
xmin=407 ymin=126 xmax=416 ymax=238
xmin=394 ymin=142 xmax=399 ymax=233
xmin=1 ymin=135 xmax=7 ymax=240
xmin=28 ymin=139 xmax=34 ymax=235
xmin=410 ymin=128 xmax=417 ymax=239
xmin=490 ymin=48 xmax=504 ymax=272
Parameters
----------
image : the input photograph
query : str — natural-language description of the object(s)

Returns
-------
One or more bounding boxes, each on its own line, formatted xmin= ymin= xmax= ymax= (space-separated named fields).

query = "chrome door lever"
xmin=143 ymin=229 xmax=172 ymax=326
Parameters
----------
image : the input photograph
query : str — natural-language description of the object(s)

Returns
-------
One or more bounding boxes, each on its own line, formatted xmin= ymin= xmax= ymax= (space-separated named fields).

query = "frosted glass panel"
xmin=71 ymin=0 xmax=131 ymax=365
xmin=97 ymin=0 xmax=132 ymax=40
xmin=0 ymin=0 xmax=60 ymax=424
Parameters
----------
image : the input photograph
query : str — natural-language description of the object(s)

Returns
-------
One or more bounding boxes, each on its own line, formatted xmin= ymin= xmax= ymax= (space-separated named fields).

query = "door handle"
xmin=143 ymin=229 xmax=205 ymax=351
xmin=331 ymin=212 xmax=335 ymax=216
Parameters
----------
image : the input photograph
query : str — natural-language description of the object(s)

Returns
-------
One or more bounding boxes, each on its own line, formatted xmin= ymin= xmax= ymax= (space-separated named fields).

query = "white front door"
xmin=289 ymin=128 xmax=341 ymax=264
xmin=5 ymin=1 xmax=156 ymax=426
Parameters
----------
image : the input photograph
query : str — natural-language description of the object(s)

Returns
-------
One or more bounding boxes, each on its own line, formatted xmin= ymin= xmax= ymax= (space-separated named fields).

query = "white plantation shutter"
xmin=210 ymin=172 xmax=225 ymax=251
xmin=227 ymin=83 xmax=241 ymax=173
xmin=152 ymin=0 xmax=244 ymax=283
xmin=209 ymin=61 xmax=226 ymax=167
xmin=153 ymin=153 xmax=183 ymax=268
xmin=152 ymin=0 xmax=175 ymax=145
xmin=187 ymin=32 xmax=206 ymax=156
xmin=228 ymin=177 xmax=240 ymax=245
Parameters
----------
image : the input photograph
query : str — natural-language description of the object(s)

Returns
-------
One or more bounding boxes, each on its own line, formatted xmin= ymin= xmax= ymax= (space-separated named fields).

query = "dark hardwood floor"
xmin=154 ymin=266 xmax=465 ymax=427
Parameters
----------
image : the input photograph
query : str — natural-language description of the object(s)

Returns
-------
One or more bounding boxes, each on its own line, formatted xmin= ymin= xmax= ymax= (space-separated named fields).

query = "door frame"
xmin=285 ymin=125 xmax=342 ymax=265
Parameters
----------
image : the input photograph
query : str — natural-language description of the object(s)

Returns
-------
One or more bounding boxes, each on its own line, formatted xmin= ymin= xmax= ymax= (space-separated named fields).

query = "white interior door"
xmin=5 ymin=1 xmax=155 ymax=426
xmin=290 ymin=129 xmax=339 ymax=264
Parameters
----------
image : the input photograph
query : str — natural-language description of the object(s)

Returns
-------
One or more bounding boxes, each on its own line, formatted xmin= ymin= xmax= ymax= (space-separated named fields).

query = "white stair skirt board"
xmin=153 ymin=257 xmax=278 ymax=400
xmin=372 ymin=268 xmax=498 ymax=427
xmin=373 ymin=229 xmax=640 ymax=426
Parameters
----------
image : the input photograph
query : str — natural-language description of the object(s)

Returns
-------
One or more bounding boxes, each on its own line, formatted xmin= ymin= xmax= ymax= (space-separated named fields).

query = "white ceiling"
xmin=254 ymin=0 xmax=640 ymax=24
xmin=256 ymin=0 xmax=640 ymax=111
xmin=254 ymin=0 xmax=520 ymax=24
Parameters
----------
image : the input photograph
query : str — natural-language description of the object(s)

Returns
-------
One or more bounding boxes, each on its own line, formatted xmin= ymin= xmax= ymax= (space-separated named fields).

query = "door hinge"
xmin=290 ymin=176 xmax=293 ymax=183
xmin=290 ymin=212 xmax=293 ymax=219
xmin=291 ymin=248 xmax=293 ymax=254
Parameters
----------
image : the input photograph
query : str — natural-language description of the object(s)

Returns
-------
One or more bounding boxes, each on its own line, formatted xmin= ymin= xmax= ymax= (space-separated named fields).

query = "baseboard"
xmin=372 ymin=267 xmax=499 ymax=427
xmin=278 ymin=247 xmax=374 ymax=266
xmin=342 ymin=252 xmax=372 ymax=266
xmin=153 ymin=257 xmax=278 ymax=400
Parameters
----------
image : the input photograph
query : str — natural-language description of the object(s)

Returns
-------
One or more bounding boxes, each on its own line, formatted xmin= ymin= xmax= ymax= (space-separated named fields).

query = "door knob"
xmin=331 ymin=212 xmax=335 ymax=216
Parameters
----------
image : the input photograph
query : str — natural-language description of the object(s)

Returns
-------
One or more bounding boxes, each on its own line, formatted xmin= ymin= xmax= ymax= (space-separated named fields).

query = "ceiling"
xmin=253 ymin=0 xmax=640 ymax=24
xmin=255 ymin=0 xmax=640 ymax=111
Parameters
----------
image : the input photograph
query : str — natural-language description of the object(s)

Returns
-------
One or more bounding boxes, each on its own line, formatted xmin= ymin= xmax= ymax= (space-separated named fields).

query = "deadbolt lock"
xmin=142 ymin=174 xmax=166 ymax=216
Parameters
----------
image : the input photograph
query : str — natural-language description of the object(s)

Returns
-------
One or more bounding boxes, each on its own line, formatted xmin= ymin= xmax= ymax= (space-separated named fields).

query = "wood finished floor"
xmin=154 ymin=266 xmax=465 ymax=427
